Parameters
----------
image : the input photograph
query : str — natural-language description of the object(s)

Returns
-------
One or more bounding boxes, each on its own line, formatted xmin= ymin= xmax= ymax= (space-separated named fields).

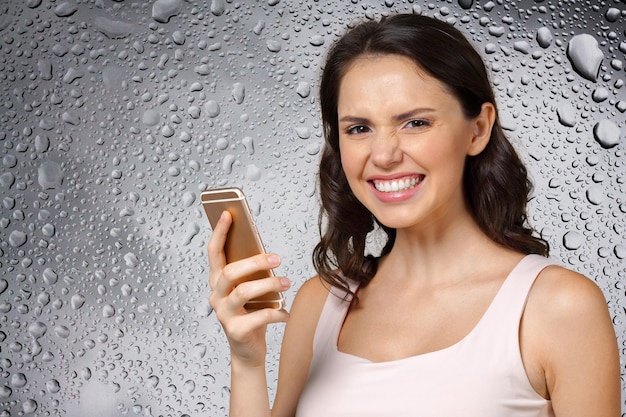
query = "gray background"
xmin=0 ymin=0 xmax=624 ymax=415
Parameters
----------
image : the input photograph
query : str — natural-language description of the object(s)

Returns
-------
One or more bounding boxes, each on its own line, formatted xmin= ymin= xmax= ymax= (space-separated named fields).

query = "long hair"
xmin=313 ymin=14 xmax=549 ymax=298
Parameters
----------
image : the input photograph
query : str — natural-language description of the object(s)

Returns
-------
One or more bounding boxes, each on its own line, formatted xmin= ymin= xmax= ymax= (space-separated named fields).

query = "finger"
xmin=224 ymin=276 xmax=290 ymax=311
xmin=213 ymin=253 xmax=281 ymax=297
xmin=225 ymin=308 xmax=290 ymax=339
xmin=207 ymin=210 xmax=232 ymax=288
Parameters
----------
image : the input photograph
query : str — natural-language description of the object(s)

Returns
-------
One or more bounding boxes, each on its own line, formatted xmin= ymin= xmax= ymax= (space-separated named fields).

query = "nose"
xmin=370 ymin=130 xmax=402 ymax=168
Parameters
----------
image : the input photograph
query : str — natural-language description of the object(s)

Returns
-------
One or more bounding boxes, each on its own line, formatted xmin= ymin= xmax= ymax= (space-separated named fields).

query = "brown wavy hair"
xmin=312 ymin=14 xmax=549 ymax=297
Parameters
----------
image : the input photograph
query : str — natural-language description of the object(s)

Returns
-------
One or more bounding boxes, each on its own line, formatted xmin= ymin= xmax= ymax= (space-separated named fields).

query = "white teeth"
xmin=373 ymin=177 xmax=421 ymax=192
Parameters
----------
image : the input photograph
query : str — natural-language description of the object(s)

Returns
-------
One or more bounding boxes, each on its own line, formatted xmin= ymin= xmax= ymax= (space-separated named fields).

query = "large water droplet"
xmin=205 ymin=100 xmax=221 ymax=117
xmin=71 ymin=294 xmax=86 ymax=310
xmin=563 ymin=231 xmax=584 ymax=250
xmin=211 ymin=0 xmax=226 ymax=16
xmin=152 ymin=0 xmax=183 ymax=23
xmin=8 ymin=230 xmax=28 ymax=247
xmin=94 ymin=16 xmax=134 ymax=39
xmin=556 ymin=104 xmax=576 ymax=127
xmin=38 ymin=161 xmax=63 ymax=189
xmin=536 ymin=27 xmax=553 ymax=48
xmin=245 ymin=164 xmax=262 ymax=181
xmin=566 ymin=34 xmax=603 ymax=82
xmin=585 ymin=185 xmax=604 ymax=205
xmin=593 ymin=120 xmax=621 ymax=149
xmin=28 ymin=322 xmax=47 ymax=339
xmin=54 ymin=2 xmax=78 ymax=17
xmin=232 ymin=83 xmax=245 ymax=104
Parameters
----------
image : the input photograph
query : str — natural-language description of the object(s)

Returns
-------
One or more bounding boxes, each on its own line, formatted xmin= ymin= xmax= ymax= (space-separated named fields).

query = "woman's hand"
xmin=207 ymin=210 xmax=290 ymax=367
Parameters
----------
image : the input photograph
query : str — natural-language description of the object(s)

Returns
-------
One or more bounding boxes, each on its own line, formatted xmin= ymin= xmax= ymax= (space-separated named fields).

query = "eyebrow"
xmin=338 ymin=108 xmax=437 ymax=124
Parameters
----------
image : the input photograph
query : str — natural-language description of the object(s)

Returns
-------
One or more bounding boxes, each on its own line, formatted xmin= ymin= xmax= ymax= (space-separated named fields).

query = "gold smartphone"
xmin=201 ymin=187 xmax=286 ymax=310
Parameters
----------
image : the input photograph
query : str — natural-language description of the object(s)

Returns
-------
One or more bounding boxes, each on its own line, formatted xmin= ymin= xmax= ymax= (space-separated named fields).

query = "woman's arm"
xmin=208 ymin=211 xmax=290 ymax=417
xmin=523 ymin=266 xmax=621 ymax=416
xmin=271 ymin=277 xmax=329 ymax=416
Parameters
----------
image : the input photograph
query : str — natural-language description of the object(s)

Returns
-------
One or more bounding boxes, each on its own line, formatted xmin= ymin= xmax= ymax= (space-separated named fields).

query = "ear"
xmin=467 ymin=102 xmax=496 ymax=156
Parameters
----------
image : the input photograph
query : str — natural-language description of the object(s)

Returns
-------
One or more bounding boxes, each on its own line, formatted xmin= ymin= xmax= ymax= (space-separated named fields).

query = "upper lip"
xmin=367 ymin=173 xmax=423 ymax=182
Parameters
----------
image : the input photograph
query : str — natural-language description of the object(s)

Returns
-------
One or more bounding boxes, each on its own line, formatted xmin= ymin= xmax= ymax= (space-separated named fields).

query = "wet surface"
xmin=0 ymin=0 xmax=624 ymax=414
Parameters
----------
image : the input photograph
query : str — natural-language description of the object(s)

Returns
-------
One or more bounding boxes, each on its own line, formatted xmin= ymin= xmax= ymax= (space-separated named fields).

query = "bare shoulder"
xmin=522 ymin=263 xmax=620 ymax=414
xmin=272 ymin=276 xmax=330 ymax=416
xmin=527 ymin=264 xmax=611 ymax=321
xmin=290 ymin=275 xmax=331 ymax=320
xmin=283 ymin=275 xmax=330 ymax=349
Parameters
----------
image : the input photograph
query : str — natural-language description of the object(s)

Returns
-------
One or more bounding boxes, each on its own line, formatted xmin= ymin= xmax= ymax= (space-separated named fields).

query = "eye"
xmin=406 ymin=119 xmax=430 ymax=129
xmin=345 ymin=125 xmax=371 ymax=135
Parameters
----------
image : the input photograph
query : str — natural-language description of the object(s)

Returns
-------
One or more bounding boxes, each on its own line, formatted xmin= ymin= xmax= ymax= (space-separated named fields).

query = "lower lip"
xmin=369 ymin=179 xmax=423 ymax=203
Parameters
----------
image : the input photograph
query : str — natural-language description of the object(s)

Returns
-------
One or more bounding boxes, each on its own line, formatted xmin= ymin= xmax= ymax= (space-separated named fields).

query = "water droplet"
xmin=71 ymin=294 xmax=86 ymax=309
xmin=566 ymin=34 xmax=603 ymax=82
xmin=196 ymin=302 xmax=212 ymax=317
xmin=54 ymin=2 xmax=78 ymax=17
xmin=563 ymin=231 xmax=584 ymax=250
xmin=266 ymin=39 xmax=282 ymax=52
xmin=585 ymin=185 xmax=605 ymax=205
xmin=124 ymin=253 xmax=140 ymax=268
xmin=102 ymin=304 xmax=115 ymax=318
xmin=211 ymin=0 xmax=226 ymax=16
xmin=536 ymin=27 xmax=553 ymax=48
xmin=152 ymin=0 xmax=183 ymax=23
xmin=27 ymin=322 xmax=47 ymax=339
xmin=148 ymin=375 xmax=160 ymax=388
xmin=46 ymin=380 xmax=61 ymax=394
xmin=8 ymin=230 xmax=28 ymax=247
xmin=0 ymin=172 xmax=15 ymax=189
xmin=242 ymin=136 xmax=254 ymax=155
xmin=94 ymin=16 xmax=134 ymax=39
xmin=143 ymin=109 xmax=160 ymax=126
xmin=205 ymin=100 xmax=221 ymax=117
xmin=182 ymin=223 xmax=200 ymax=245
xmin=43 ymin=268 xmax=58 ymax=284
xmin=184 ymin=379 xmax=196 ymax=393
xmin=102 ymin=65 xmax=125 ymax=90
xmin=245 ymin=164 xmax=262 ymax=181
xmin=222 ymin=154 xmax=236 ymax=173
xmin=458 ymin=0 xmax=473 ymax=10
xmin=513 ymin=41 xmax=530 ymax=55
xmin=295 ymin=127 xmax=310 ymax=139
xmin=54 ymin=325 xmax=70 ymax=339
xmin=593 ymin=119 xmax=621 ymax=149
xmin=253 ymin=20 xmax=265 ymax=35
xmin=38 ymin=160 xmax=63 ymax=189
xmin=296 ymin=82 xmax=311 ymax=98
xmin=591 ymin=87 xmax=609 ymax=103
xmin=232 ymin=83 xmax=245 ymax=104
xmin=0 ymin=386 xmax=11 ymax=399
xmin=309 ymin=35 xmax=325 ymax=46
xmin=556 ymin=104 xmax=576 ymax=127
xmin=22 ymin=398 xmax=38 ymax=414
xmin=605 ymin=8 xmax=621 ymax=22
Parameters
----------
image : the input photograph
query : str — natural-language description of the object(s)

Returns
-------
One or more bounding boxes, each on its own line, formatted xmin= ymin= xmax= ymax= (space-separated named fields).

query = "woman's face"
xmin=337 ymin=54 xmax=493 ymax=232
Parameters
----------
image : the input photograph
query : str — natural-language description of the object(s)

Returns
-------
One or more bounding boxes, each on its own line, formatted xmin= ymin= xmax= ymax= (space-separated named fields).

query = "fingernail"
xmin=267 ymin=254 xmax=280 ymax=266
xmin=280 ymin=278 xmax=291 ymax=288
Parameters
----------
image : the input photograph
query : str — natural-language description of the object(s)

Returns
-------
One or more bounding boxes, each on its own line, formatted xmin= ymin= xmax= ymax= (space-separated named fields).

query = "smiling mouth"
xmin=371 ymin=176 xmax=423 ymax=192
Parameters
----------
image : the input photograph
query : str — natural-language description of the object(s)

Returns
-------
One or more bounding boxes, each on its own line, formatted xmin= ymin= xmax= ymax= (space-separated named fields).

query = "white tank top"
xmin=296 ymin=254 xmax=556 ymax=417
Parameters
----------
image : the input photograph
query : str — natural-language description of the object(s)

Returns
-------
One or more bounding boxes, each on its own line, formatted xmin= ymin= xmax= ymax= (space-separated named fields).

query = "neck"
xmin=378 ymin=213 xmax=513 ymax=288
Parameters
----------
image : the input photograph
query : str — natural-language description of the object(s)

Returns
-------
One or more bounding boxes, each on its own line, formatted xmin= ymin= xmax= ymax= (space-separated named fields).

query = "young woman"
xmin=207 ymin=14 xmax=620 ymax=417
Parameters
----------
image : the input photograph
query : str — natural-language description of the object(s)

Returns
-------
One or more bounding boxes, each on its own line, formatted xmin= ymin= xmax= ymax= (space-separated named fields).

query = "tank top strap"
xmin=309 ymin=280 xmax=357 ymax=369
xmin=477 ymin=254 xmax=559 ymax=336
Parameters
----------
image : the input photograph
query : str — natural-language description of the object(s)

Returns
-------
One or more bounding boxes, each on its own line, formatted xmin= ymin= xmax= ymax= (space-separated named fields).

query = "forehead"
xmin=337 ymin=54 xmax=453 ymax=107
